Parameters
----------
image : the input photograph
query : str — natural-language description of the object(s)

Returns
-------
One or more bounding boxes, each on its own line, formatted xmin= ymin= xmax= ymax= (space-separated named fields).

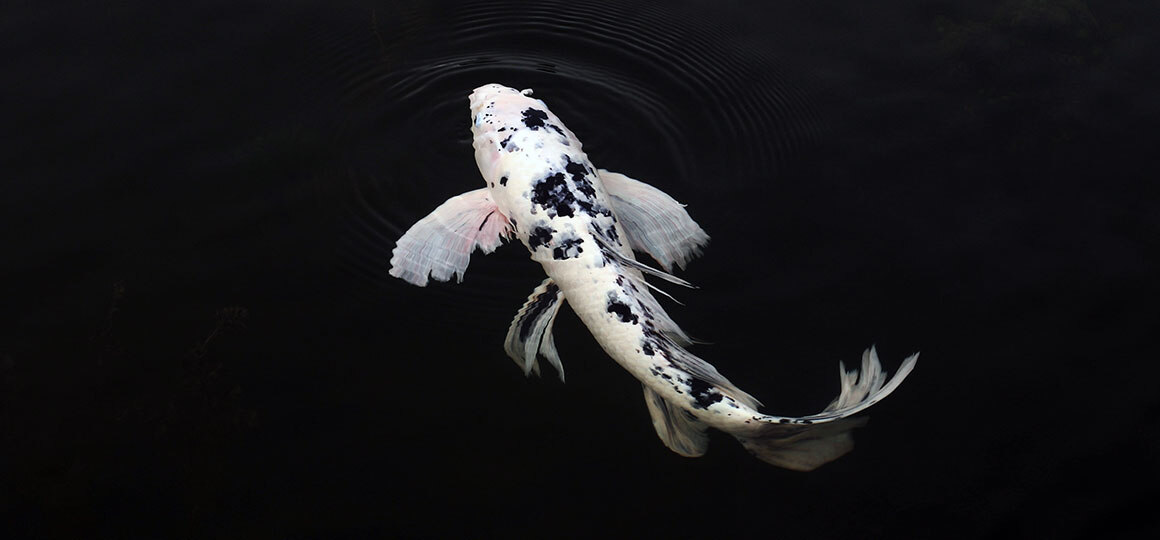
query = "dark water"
xmin=3 ymin=0 xmax=1158 ymax=537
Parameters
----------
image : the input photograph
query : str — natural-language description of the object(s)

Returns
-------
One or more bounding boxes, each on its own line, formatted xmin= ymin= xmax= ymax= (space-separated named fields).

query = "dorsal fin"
xmin=592 ymin=234 xmax=694 ymax=289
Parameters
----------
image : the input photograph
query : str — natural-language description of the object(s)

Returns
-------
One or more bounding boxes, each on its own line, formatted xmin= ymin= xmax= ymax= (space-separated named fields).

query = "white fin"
xmin=734 ymin=347 xmax=919 ymax=471
xmin=643 ymin=385 xmax=708 ymax=457
xmin=389 ymin=188 xmax=511 ymax=286
xmin=735 ymin=418 xmax=867 ymax=472
xmin=599 ymin=169 xmax=710 ymax=271
xmin=805 ymin=347 xmax=919 ymax=421
xmin=592 ymin=234 xmax=694 ymax=289
xmin=504 ymin=278 xmax=567 ymax=381
xmin=666 ymin=343 xmax=763 ymax=409
xmin=603 ymin=261 xmax=694 ymax=347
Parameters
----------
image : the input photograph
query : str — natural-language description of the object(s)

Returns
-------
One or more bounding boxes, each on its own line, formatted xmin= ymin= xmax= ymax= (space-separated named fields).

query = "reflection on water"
xmin=332 ymin=0 xmax=822 ymax=303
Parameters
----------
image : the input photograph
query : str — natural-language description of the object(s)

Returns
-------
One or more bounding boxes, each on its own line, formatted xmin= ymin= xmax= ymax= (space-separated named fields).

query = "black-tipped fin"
xmin=504 ymin=278 xmax=567 ymax=381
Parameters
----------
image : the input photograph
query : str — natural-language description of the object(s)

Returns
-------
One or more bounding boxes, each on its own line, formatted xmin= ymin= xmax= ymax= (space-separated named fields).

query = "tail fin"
xmin=735 ymin=347 xmax=918 ymax=471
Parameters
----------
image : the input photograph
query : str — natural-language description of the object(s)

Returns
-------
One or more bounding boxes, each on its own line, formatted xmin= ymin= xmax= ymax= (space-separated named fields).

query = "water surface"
xmin=3 ymin=0 xmax=1158 ymax=537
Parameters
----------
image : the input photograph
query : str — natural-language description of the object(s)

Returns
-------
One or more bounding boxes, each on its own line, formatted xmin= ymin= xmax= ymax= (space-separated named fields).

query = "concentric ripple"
xmin=320 ymin=0 xmax=824 ymax=302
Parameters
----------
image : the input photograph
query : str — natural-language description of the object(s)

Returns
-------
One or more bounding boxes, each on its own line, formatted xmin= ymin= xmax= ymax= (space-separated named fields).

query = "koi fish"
xmin=389 ymin=83 xmax=917 ymax=470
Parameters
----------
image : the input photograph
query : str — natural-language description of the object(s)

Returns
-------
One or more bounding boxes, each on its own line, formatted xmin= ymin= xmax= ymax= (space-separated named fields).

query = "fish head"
xmin=469 ymin=83 xmax=529 ymax=120
xmin=469 ymin=83 xmax=535 ymax=184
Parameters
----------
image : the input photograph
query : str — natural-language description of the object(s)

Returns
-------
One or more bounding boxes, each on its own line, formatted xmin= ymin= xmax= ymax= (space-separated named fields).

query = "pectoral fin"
xmin=389 ymin=188 xmax=511 ymax=286
xmin=643 ymin=385 xmax=709 ymax=457
xmin=504 ymin=278 xmax=567 ymax=381
xmin=599 ymin=169 xmax=710 ymax=271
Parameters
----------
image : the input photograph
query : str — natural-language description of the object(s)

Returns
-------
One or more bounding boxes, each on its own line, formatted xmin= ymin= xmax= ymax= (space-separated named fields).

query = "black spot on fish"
xmin=606 ymin=294 xmax=638 ymax=325
xmin=608 ymin=226 xmax=620 ymax=244
xmin=528 ymin=226 xmax=554 ymax=250
xmin=552 ymin=237 xmax=584 ymax=260
xmin=522 ymin=108 xmax=549 ymax=129
xmin=500 ymin=135 xmax=513 ymax=150
xmin=518 ymin=282 xmax=560 ymax=341
xmin=531 ymin=172 xmax=575 ymax=218
xmin=689 ymin=378 xmax=724 ymax=410
xmin=642 ymin=341 xmax=655 ymax=356
xmin=499 ymin=176 xmax=508 ymax=186
xmin=564 ymin=156 xmax=596 ymax=199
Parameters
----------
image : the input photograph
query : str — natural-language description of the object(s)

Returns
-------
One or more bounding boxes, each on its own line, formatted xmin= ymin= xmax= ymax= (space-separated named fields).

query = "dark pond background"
xmin=3 ymin=0 xmax=1158 ymax=537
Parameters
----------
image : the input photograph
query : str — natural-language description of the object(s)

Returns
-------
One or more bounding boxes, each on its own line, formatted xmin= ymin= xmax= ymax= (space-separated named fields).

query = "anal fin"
xmin=504 ymin=278 xmax=567 ymax=381
xmin=643 ymin=385 xmax=709 ymax=457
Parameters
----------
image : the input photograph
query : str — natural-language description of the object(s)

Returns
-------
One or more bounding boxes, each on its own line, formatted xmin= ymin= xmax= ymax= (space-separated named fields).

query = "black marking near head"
xmin=499 ymin=176 xmax=508 ymax=186
xmin=606 ymin=292 xmax=639 ymax=325
xmin=528 ymin=226 xmax=555 ymax=250
xmin=500 ymin=135 xmax=513 ymax=151
xmin=522 ymin=108 xmax=549 ymax=129
xmin=531 ymin=172 xmax=575 ymax=218
xmin=528 ymin=154 xmax=612 ymax=219
xmin=518 ymin=282 xmax=560 ymax=341
xmin=552 ymin=237 xmax=584 ymax=260
xmin=575 ymin=198 xmax=611 ymax=217
xmin=689 ymin=378 xmax=724 ymax=410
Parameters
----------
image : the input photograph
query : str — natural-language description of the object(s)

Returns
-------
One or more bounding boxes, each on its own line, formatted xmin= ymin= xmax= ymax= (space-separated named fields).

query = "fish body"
xmin=389 ymin=83 xmax=917 ymax=470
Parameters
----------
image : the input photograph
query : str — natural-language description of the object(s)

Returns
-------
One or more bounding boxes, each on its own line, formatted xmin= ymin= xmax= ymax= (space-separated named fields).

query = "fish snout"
xmin=469 ymin=83 xmax=527 ymax=117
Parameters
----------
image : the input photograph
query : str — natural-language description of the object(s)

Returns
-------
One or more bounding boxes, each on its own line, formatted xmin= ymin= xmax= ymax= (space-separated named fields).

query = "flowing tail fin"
xmin=734 ymin=347 xmax=918 ymax=471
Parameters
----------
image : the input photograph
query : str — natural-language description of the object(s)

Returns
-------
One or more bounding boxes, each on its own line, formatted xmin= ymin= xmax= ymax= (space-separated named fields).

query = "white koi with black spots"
xmin=389 ymin=83 xmax=917 ymax=470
